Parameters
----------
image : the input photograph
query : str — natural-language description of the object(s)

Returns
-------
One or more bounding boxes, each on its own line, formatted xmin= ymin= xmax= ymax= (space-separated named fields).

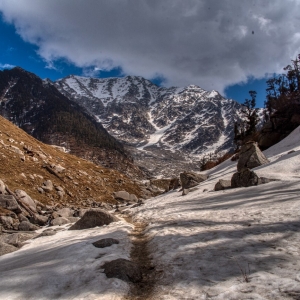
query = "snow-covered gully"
xmin=124 ymin=217 xmax=157 ymax=300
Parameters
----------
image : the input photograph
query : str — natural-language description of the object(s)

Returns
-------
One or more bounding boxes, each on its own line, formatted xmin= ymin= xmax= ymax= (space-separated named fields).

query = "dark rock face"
xmin=92 ymin=238 xmax=119 ymax=248
xmin=180 ymin=172 xmax=208 ymax=189
xmin=231 ymin=169 xmax=260 ymax=188
xmin=69 ymin=209 xmax=118 ymax=230
xmin=101 ymin=258 xmax=142 ymax=283
xmin=237 ymin=142 xmax=269 ymax=172
xmin=214 ymin=179 xmax=231 ymax=191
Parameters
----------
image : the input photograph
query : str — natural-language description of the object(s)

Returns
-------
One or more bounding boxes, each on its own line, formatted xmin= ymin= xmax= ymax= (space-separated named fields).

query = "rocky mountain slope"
xmin=0 ymin=68 xmax=143 ymax=178
xmin=55 ymin=75 xmax=244 ymax=154
xmin=0 ymin=115 xmax=142 ymax=209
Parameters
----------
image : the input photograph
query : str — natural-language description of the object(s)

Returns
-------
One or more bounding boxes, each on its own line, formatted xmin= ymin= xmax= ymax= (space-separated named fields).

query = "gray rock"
xmin=231 ymin=169 xmax=259 ymax=188
xmin=0 ymin=216 xmax=15 ymax=230
xmin=15 ymin=190 xmax=37 ymax=213
xmin=52 ymin=164 xmax=65 ymax=173
xmin=0 ymin=179 xmax=6 ymax=194
xmin=182 ymin=188 xmax=189 ymax=196
xmin=18 ymin=214 xmax=29 ymax=222
xmin=51 ymin=217 xmax=70 ymax=226
xmin=113 ymin=191 xmax=130 ymax=201
xmin=129 ymin=194 xmax=138 ymax=202
xmin=214 ymin=179 xmax=232 ymax=191
xmin=75 ymin=209 xmax=88 ymax=218
xmin=69 ymin=209 xmax=118 ymax=230
xmin=34 ymin=230 xmax=57 ymax=239
xmin=3 ymin=232 xmax=36 ymax=247
xmin=0 ymin=242 xmax=18 ymax=256
xmin=237 ymin=142 xmax=270 ymax=172
xmin=56 ymin=207 xmax=73 ymax=218
xmin=30 ymin=214 xmax=48 ymax=226
xmin=92 ymin=238 xmax=119 ymax=248
xmin=180 ymin=171 xmax=208 ymax=189
xmin=18 ymin=221 xmax=38 ymax=231
xmin=37 ymin=187 xmax=44 ymax=194
xmin=101 ymin=258 xmax=142 ymax=283
xmin=67 ymin=217 xmax=80 ymax=223
xmin=258 ymin=177 xmax=278 ymax=185
xmin=0 ymin=195 xmax=22 ymax=213
xmin=41 ymin=180 xmax=53 ymax=192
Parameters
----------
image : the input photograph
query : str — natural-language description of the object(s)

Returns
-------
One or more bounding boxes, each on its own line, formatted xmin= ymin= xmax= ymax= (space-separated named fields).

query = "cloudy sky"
xmin=0 ymin=0 xmax=300 ymax=107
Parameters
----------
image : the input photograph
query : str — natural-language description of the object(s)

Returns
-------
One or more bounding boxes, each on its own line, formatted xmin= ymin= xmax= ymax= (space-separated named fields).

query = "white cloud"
xmin=0 ymin=63 xmax=15 ymax=69
xmin=0 ymin=0 xmax=300 ymax=93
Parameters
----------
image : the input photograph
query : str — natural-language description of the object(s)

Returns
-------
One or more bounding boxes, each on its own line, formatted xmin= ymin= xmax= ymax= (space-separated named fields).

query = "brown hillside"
xmin=0 ymin=116 xmax=141 ymax=208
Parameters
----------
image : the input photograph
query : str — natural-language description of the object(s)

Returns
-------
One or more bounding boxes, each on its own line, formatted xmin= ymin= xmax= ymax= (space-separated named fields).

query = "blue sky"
xmin=1 ymin=0 xmax=299 ymax=109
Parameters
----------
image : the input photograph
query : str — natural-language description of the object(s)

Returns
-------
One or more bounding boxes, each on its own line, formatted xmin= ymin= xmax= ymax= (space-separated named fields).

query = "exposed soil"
xmin=124 ymin=216 xmax=158 ymax=300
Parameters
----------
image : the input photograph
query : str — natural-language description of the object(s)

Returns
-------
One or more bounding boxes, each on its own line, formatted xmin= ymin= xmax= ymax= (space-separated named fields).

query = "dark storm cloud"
xmin=0 ymin=0 xmax=300 ymax=92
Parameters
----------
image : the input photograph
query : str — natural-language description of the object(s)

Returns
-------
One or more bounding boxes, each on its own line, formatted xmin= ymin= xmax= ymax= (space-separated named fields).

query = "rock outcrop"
xmin=214 ymin=179 xmax=231 ymax=191
xmin=237 ymin=142 xmax=269 ymax=172
xmin=231 ymin=168 xmax=260 ymax=188
xmin=180 ymin=172 xmax=208 ymax=190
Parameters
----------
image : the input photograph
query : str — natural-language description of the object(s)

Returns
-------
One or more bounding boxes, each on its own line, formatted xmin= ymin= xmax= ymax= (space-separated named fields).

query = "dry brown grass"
xmin=0 ymin=116 xmax=142 ymax=209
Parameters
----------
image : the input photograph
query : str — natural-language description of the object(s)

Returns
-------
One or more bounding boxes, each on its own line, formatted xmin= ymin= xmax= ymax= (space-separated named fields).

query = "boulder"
xmin=30 ymin=214 xmax=48 ymax=226
xmin=180 ymin=171 xmax=208 ymax=189
xmin=0 ymin=179 xmax=6 ymax=194
xmin=3 ymin=232 xmax=36 ymax=247
xmin=237 ymin=142 xmax=269 ymax=172
xmin=129 ymin=194 xmax=138 ymax=202
xmin=0 ymin=242 xmax=18 ymax=256
xmin=150 ymin=179 xmax=172 ymax=192
xmin=56 ymin=207 xmax=73 ymax=218
xmin=113 ymin=191 xmax=130 ymax=201
xmin=41 ymin=180 xmax=53 ymax=192
xmin=169 ymin=177 xmax=180 ymax=190
xmin=0 ymin=195 xmax=22 ymax=213
xmin=35 ymin=230 xmax=57 ymax=239
xmin=14 ymin=190 xmax=37 ymax=213
xmin=18 ymin=221 xmax=39 ymax=231
xmin=0 ymin=216 xmax=15 ymax=230
xmin=51 ymin=217 xmax=70 ymax=226
xmin=67 ymin=217 xmax=80 ymax=223
xmin=18 ymin=214 xmax=29 ymax=222
xmin=150 ymin=178 xmax=180 ymax=193
xmin=75 ymin=208 xmax=88 ymax=218
xmin=52 ymin=164 xmax=65 ymax=173
xmin=214 ymin=179 xmax=232 ymax=191
xmin=101 ymin=258 xmax=142 ymax=283
xmin=69 ymin=209 xmax=118 ymax=230
xmin=92 ymin=238 xmax=119 ymax=248
xmin=231 ymin=169 xmax=259 ymax=188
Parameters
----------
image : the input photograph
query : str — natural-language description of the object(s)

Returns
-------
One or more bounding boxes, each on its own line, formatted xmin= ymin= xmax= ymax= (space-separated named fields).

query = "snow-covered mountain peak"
xmin=55 ymin=74 xmax=245 ymax=162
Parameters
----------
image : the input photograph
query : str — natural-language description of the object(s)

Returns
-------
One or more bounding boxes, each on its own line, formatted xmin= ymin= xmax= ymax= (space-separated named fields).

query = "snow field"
xmin=0 ymin=221 xmax=133 ymax=300
xmin=131 ymin=126 xmax=300 ymax=299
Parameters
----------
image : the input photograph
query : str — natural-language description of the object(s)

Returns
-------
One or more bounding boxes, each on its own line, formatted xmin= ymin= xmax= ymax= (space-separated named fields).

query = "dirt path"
xmin=123 ymin=217 xmax=158 ymax=300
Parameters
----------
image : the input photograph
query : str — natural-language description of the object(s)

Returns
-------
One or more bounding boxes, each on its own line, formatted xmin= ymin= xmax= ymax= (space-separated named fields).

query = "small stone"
xmin=92 ymin=238 xmax=119 ymax=248
xmin=101 ymin=259 xmax=142 ymax=283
